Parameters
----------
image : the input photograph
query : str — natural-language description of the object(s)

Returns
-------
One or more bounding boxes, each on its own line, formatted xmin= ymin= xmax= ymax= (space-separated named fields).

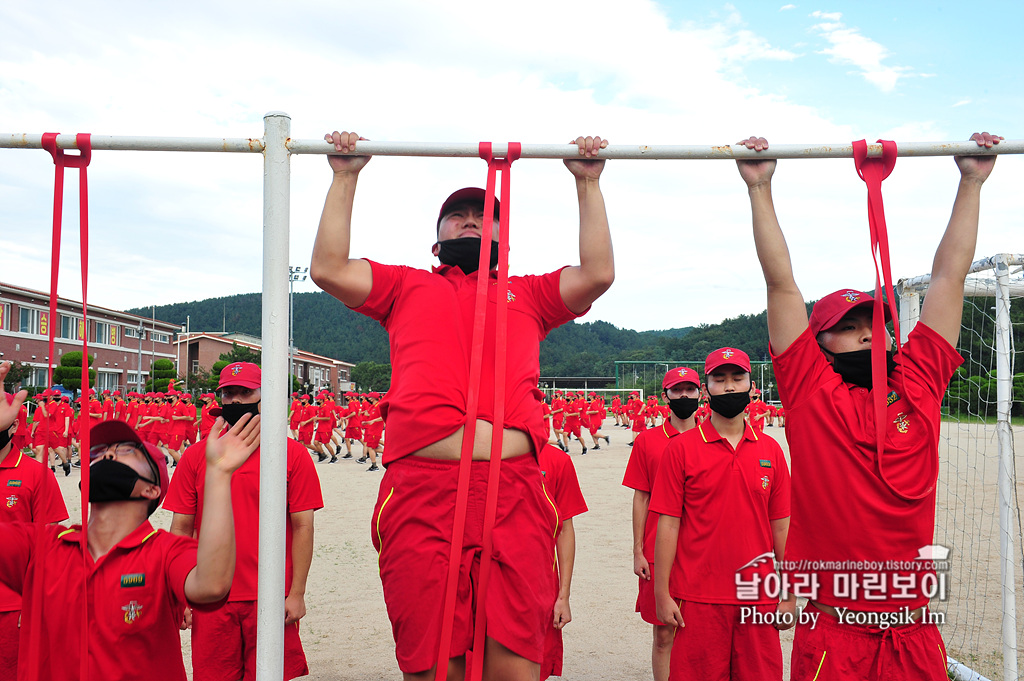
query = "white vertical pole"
xmin=993 ymin=254 xmax=1019 ymax=681
xmin=896 ymin=282 xmax=921 ymax=342
xmin=256 ymin=111 xmax=290 ymax=681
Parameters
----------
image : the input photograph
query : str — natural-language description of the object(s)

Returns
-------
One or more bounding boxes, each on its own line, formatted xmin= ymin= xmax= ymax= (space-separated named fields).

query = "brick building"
xmin=175 ymin=332 xmax=354 ymax=395
xmin=0 ymin=281 xmax=180 ymax=393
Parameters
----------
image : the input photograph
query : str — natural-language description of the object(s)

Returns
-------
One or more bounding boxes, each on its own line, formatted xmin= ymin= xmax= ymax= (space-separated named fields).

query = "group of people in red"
xmin=289 ymin=390 xmax=384 ymax=470
xmin=8 ymin=385 xmax=222 ymax=477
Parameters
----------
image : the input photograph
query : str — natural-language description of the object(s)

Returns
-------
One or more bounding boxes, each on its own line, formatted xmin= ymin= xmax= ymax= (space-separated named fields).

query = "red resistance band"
xmin=434 ymin=142 xmax=521 ymax=681
xmin=852 ymin=140 xmax=929 ymax=501
xmin=39 ymin=132 xmax=93 ymax=681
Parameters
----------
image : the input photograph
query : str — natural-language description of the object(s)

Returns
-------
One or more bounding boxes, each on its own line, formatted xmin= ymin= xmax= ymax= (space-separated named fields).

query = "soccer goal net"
xmin=899 ymin=253 xmax=1024 ymax=681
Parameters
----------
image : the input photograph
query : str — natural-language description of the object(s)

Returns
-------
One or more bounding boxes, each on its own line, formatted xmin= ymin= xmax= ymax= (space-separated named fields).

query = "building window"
xmin=96 ymin=372 xmax=119 ymax=391
xmin=124 ymin=326 xmax=142 ymax=339
xmin=151 ymin=331 xmax=170 ymax=344
xmin=191 ymin=360 xmax=199 ymax=373
xmin=27 ymin=367 xmax=48 ymax=388
xmin=19 ymin=308 xmax=41 ymax=335
xmin=59 ymin=314 xmax=82 ymax=341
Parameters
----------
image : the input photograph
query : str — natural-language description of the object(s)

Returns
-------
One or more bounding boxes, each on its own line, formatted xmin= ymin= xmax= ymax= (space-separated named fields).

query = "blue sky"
xmin=1 ymin=1 xmax=1020 ymax=333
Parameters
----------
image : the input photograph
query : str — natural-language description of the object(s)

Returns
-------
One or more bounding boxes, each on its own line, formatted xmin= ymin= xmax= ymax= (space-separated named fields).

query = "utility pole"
xmin=289 ymin=266 xmax=308 ymax=394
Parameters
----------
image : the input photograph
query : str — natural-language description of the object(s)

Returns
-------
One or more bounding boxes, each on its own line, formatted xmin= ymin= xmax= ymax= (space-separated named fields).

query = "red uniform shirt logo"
xmin=506 ymin=290 xmax=516 ymax=303
xmin=122 ymin=600 xmax=144 ymax=624
xmin=722 ymin=349 xmax=735 ymax=359
xmin=231 ymin=365 xmax=242 ymax=376
xmin=842 ymin=291 xmax=861 ymax=303
xmin=5 ymin=495 xmax=17 ymax=509
xmin=893 ymin=412 xmax=910 ymax=434
xmin=761 ymin=476 xmax=770 ymax=490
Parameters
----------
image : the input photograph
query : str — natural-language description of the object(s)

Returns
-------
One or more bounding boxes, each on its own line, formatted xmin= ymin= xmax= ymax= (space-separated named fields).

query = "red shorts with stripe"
xmin=298 ymin=427 xmax=314 ymax=445
xmin=345 ymin=427 xmax=362 ymax=440
xmin=314 ymin=428 xmax=333 ymax=444
xmin=588 ymin=416 xmax=602 ymax=432
xmin=669 ymin=601 xmax=782 ymax=681
xmin=364 ymin=432 xmax=382 ymax=449
xmin=191 ymin=600 xmax=307 ymax=681
xmin=636 ymin=567 xmax=666 ymax=626
xmin=164 ymin=433 xmax=185 ymax=450
xmin=48 ymin=432 xmax=69 ymax=448
xmin=564 ymin=421 xmax=581 ymax=439
xmin=0 ymin=610 xmax=19 ymax=681
xmin=552 ymin=416 xmax=564 ymax=429
xmin=791 ymin=606 xmax=948 ymax=681
xmin=371 ymin=454 xmax=559 ymax=674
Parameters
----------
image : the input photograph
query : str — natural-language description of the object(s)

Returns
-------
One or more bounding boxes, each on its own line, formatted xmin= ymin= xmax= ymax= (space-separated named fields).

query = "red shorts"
xmin=364 ymin=432 xmax=382 ymax=449
xmin=564 ymin=421 xmax=581 ymax=438
xmin=299 ymin=428 xmax=314 ymax=445
xmin=588 ymin=416 xmax=602 ymax=432
xmin=372 ymin=454 xmax=558 ymax=674
xmin=631 ymin=420 xmax=646 ymax=433
xmin=0 ymin=610 xmax=19 ymax=681
xmin=165 ymin=433 xmax=185 ymax=450
xmin=48 ymin=432 xmax=69 ymax=448
xmin=669 ymin=600 xmax=782 ymax=681
xmin=314 ymin=428 xmax=332 ymax=444
xmin=552 ymin=416 xmax=564 ymax=430
xmin=636 ymin=568 xmax=666 ymax=626
xmin=345 ymin=428 xmax=362 ymax=440
xmin=191 ymin=600 xmax=307 ymax=681
xmin=791 ymin=607 xmax=948 ymax=681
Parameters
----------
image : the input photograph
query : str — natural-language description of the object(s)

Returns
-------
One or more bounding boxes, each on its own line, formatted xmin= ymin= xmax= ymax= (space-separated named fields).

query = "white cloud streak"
xmin=808 ymin=11 xmax=911 ymax=92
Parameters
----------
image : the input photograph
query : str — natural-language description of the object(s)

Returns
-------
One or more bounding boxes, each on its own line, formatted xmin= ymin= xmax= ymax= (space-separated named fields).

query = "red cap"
xmin=90 ymin=420 xmax=169 ymax=511
xmin=663 ymin=367 xmax=700 ymax=390
xmin=437 ymin=187 xmax=500 ymax=230
xmin=808 ymin=289 xmax=891 ymax=336
xmin=369 ymin=392 xmax=380 ymax=399
xmin=218 ymin=362 xmax=261 ymax=390
xmin=704 ymin=347 xmax=752 ymax=375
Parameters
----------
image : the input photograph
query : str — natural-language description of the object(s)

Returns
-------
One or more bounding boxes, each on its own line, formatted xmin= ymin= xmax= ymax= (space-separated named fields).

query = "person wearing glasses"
xmin=0 ymin=360 xmax=260 ymax=681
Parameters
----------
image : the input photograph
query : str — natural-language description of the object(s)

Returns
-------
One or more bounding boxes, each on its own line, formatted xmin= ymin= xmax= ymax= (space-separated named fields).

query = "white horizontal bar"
xmin=898 ymin=254 xmax=1024 ymax=292
xmin=2 ymin=134 xmax=1020 ymax=159
xmin=0 ymin=133 xmax=265 ymax=153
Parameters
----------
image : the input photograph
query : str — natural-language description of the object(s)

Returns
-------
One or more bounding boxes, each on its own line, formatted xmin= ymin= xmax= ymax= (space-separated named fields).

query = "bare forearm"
xmin=631 ymin=490 xmax=650 ymax=556
xmin=289 ymin=521 xmax=314 ymax=597
xmin=771 ymin=517 xmax=790 ymax=564
xmin=311 ymin=173 xmax=371 ymax=306
xmin=932 ymin=178 xmax=983 ymax=282
xmin=555 ymin=520 xmax=576 ymax=599
xmin=191 ymin=468 xmax=235 ymax=601
xmin=653 ymin=514 xmax=679 ymax=597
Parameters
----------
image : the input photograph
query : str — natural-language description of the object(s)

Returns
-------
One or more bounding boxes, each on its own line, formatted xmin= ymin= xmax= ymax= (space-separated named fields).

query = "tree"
xmin=1 ymin=360 xmax=32 ymax=391
xmin=219 ymin=343 xmax=261 ymax=366
xmin=350 ymin=362 xmax=391 ymax=392
xmin=52 ymin=352 xmax=96 ymax=393
xmin=146 ymin=358 xmax=177 ymax=392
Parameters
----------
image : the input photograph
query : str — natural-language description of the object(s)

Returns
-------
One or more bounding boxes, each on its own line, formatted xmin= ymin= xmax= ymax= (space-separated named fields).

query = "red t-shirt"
xmin=353 ymin=261 xmax=582 ymax=464
xmin=298 ymin=404 xmax=317 ymax=434
xmin=363 ymin=403 xmax=384 ymax=436
xmin=289 ymin=399 xmax=302 ymax=428
xmin=199 ymin=403 xmax=217 ymax=439
xmin=550 ymin=398 xmax=566 ymax=424
xmin=621 ymin=421 xmax=682 ymax=562
xmin=0 ymin=521 xmax=197 ymax=681
xmin=316 ymin=403 xmax=336 ymax=432
xmin=0 ymin=451 xmax=69 ymax=611
xmin=170 ymin=402 xmax=189 ymax=435
xmin=163 ymin=438 xmax=323 ymax=601
xmin=771 ymin=322 xmax=961 ymax=610
xmin=744 ymin=400 xmax=771 ymax=432
xmin=537 ymin=444 xmax=588 ymax=525
xmin=649 ymin=420 xmax=790 ymax=605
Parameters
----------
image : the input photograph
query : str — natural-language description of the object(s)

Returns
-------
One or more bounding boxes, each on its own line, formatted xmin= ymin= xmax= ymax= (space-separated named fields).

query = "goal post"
xmin=899 ymin=253 xmax=1024 ymax=681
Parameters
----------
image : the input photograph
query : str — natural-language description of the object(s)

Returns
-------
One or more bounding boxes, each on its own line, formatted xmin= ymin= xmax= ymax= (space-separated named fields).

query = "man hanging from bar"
xmin=735 ymin=131 xmax=1001 ymax=681
xmin=311 ymin=130 xmax=613 ymax=681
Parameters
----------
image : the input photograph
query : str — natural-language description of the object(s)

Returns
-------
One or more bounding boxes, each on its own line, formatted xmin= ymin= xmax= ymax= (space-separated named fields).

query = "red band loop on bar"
xmin=852 ymin=139 xmax=928 ymax=501
xmin=435 ymin=143 xmax=518 ymax=681
xmin=34 ymin=132 xmax=93 ymax=681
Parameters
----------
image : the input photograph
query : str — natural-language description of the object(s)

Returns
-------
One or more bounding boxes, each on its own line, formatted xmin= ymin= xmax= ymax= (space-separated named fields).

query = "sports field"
xmin=49 ymin=418 xmax=1024 ymax=680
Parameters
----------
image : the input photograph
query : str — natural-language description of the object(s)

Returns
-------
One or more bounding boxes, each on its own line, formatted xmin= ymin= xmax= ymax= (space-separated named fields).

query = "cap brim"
xmin=91 ymin=419 xmax=144 ymax=448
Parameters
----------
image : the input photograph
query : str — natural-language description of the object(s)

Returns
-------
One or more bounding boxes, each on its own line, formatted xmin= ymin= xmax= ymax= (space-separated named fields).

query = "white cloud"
xmin=808 ymin=12 xmax=912 ymax=92
xmin=952 ymin=99 xmax=972 ymax=107
xmin=780 ymin=4 xmax=797 ymax=10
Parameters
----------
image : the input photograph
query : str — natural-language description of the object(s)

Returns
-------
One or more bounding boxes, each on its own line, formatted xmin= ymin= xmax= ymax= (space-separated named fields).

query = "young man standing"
xmin=166 ymin=362 xmax=324 ymax=681
xmin=736 ymin=132 xmax=1001 ymax=680
xmin=620 ymin=367 xmax=700 ymax=681
xmin=0 ymin=373 xmax=69 ymax=681
xmin=0 ymin=365 xmax=261 ymax=681
xmin=312 ymin=130 xmax=612 ymax=681
xmin=652 ymin=348 xmax=792 ymax=681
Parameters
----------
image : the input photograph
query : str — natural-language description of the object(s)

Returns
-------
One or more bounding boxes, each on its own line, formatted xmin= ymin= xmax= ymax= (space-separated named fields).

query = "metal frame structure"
xmin=2 ymin=116 xmax=1021 ymax=681
xmin=899 ymin=254 xmax=1024 ymax=681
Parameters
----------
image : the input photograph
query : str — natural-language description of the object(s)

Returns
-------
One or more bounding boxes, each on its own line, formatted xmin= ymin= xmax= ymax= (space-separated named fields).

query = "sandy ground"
xmin=50 ymin=418 xmax=1023 ymax=680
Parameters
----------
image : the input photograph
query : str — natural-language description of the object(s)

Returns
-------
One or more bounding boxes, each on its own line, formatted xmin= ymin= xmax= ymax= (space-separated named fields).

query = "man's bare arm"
xmin=560 ymin=136 xmax=615 ymax=314
xmin=919 ymin=132 xmax=1002 ymax=346
xmin=310 ymin=131 xmax=374 ymax=309
xmin=736 ymin=136 xmax=807 ymax=354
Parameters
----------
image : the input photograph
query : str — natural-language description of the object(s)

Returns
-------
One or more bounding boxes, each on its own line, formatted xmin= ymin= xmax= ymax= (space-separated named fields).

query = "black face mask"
xmin=709 ymin=391 xmax=750 ymax=419
xmin=86 ymin=458 xmax=157 ymax=503
xmin=668 ymin=396 xmax=699 ymax=420
xmin=436 ymin=238 xmax=499 ymax=274
xmin=822 ymin=348 xmax=897 ymax=389
xmin=0 ymin=423 xmax=14 ymax=454
xmin=220 ymin=400 xmax=261 ymax=427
